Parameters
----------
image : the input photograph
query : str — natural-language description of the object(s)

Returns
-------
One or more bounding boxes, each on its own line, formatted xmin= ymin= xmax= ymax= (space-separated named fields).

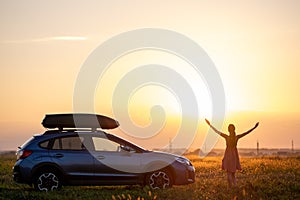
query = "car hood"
xmin=150 ymin=150 xmax=187 ymax=160
xmin=138 ymin=150 xmax=190 ymax=172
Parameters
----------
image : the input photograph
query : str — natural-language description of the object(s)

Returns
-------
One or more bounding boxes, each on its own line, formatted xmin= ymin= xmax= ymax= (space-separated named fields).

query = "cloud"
xmin=1 ymin=36 xmax=88 ymax=44
xmin=51 ymin=36 xmax=87 ymax=41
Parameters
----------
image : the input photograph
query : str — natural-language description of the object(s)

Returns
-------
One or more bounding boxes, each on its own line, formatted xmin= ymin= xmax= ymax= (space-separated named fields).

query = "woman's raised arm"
xmin=205 ymin=119 xmax=226 ymax=137
xmin=237 ymin=122 xmax=259 ymax=139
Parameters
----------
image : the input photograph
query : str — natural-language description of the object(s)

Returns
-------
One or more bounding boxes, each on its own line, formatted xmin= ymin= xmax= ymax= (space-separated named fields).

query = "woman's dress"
xmin=221 ymin=135 xmax=242 ymax=172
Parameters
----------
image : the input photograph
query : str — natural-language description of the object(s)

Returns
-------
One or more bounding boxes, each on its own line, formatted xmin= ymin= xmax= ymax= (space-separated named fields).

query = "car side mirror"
xmin=120 ymin=145 xmax=134 ymax=153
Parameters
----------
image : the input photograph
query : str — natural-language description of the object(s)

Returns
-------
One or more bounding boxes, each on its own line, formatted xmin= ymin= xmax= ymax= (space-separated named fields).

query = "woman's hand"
xmin=205 ymin=119 xmax=211 ymax=126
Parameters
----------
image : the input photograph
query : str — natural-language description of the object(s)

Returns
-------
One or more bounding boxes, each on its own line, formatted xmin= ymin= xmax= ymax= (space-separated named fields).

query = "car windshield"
xmin=106 ymin=133 xmax=150 ymax=153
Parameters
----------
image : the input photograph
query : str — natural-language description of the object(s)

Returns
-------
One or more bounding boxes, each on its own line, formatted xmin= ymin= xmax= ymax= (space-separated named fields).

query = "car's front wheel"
xmin=34 ymin=169 xmax=61 ymax=191
xmin=147 ymin=169 xmax=173 ymax=189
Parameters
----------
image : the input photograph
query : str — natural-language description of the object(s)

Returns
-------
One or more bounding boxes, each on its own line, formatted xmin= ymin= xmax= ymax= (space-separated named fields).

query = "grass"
xmin=0 ymin=153 xmax=299 ymax=200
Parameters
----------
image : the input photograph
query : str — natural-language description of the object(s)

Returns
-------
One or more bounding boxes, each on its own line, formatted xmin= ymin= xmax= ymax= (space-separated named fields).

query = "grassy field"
xmin=0 ymin=153 xmax=299 ymax=200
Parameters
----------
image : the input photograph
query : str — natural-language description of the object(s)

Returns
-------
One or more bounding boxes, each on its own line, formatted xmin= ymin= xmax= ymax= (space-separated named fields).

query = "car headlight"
xmin=176 ymin=157 xmax=191 ymax=166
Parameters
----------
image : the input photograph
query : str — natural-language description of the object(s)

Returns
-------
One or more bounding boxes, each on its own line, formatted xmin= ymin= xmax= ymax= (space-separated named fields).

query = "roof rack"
xmin=42 ymin=113 xmax=119 ymax=130
xmin=43 ymin=128 xmax=107 ymax=135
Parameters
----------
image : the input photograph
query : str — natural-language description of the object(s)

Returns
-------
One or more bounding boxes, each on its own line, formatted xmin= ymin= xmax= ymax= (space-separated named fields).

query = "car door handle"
xmin=97 ymin=156 xmax=105 ymax=160
xmin=55 ymin=153 xmax=64 ymax=158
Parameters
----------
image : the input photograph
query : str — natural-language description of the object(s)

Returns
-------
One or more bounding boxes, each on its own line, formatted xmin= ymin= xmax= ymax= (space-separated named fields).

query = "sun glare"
xmin=95 ymin=49 xmax=213 ymax=121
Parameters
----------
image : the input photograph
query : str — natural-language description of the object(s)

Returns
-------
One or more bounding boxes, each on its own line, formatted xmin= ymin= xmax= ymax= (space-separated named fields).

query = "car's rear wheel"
xmin=34 ymin=169 xmax=61 ymax=191
xmin=147 ymin=169 xmax=173 ymax=189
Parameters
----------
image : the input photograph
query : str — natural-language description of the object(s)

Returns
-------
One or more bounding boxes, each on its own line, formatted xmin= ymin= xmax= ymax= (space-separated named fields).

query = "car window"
xmin=92 ymin=137 xmax=119 ymax=152
xmin=39 ymin=140 xmax=49 ymax=149
xmin=52 ymin=136 xmax=85 ymax=150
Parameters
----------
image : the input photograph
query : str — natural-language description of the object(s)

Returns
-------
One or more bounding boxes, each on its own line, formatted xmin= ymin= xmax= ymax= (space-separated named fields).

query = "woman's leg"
xmin=227 ymin=171 xmax=232 ymax=187
xmin=232 ymin=172 xmax=236 ymax=186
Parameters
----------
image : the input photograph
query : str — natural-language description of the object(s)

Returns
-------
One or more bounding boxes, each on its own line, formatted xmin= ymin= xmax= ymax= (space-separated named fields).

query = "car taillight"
xmin=16 ymin=150 xmax=33 ymax=160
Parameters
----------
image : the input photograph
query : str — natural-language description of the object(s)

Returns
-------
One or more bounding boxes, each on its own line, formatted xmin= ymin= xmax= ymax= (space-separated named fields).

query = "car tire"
xmin=33 ymin=169 xmax=62 ymax=191
xmin=146 ymin=169 xmax=173 ymax=189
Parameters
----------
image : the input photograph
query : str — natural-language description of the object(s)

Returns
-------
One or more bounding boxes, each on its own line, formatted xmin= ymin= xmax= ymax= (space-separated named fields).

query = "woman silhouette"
xmin=205 ymin=119 xmax=259 ymax=187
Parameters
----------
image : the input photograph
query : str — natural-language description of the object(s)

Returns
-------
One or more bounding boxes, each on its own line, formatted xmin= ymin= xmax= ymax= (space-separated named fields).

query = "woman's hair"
xmin=228 ymin=124 xmax=235 ymax=134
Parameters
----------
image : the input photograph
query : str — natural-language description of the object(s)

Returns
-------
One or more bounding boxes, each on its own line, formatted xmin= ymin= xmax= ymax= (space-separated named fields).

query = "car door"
xmin=48 ymin=135 xmax=94 ymax=184
xmin=91 ymin=135 xmax=143 ymax=184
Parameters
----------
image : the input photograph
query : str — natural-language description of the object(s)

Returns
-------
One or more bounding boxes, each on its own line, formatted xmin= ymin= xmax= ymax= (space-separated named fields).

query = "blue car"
xmin=13 ymin=114 xmax=195 ymax=191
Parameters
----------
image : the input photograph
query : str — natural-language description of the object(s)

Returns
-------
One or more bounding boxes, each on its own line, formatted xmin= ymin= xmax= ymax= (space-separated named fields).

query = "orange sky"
xmin=0 ymin=1 xmax=299 ymax=151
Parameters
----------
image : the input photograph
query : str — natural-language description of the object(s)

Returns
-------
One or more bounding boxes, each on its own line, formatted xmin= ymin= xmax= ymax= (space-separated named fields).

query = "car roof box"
xmin=42 ymin=113 xmax=119 ymax=130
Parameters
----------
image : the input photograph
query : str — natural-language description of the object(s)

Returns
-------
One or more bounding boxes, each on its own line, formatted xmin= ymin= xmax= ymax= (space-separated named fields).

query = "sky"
xmin=0 ymin=0 xmax=299 ymax=151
